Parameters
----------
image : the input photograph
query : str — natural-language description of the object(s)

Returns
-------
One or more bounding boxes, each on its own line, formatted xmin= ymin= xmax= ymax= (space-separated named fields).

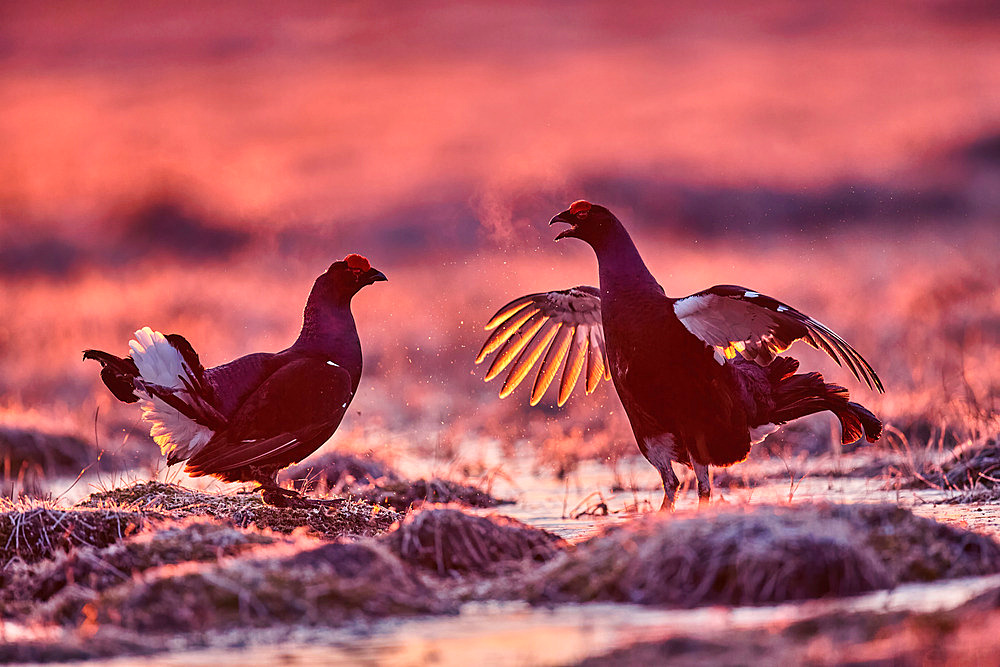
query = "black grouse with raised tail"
xmin=476 ymin=202 xmax=882 ymax=510
xmin=84 ymin=254 xmax=386 ymax=506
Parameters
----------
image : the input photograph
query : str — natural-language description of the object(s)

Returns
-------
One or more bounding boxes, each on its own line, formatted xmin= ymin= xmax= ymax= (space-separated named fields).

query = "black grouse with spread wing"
xmin=477 ymin=201 xmax=882 ymax=510
xmin=84 ymin=254 xmax=386 ymax=506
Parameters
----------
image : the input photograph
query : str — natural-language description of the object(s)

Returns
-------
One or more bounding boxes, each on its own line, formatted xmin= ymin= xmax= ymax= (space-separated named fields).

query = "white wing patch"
xmin=674 ymin=286 xmax=884 ymax=392
xmin=673 ymin=294 xmax=769 ymax=358
xmin=129 ymin=326 xmax=213 ymax=461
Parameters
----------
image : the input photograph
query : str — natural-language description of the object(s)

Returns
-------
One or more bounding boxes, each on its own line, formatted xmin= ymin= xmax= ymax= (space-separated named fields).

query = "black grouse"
xmin=476 ymin=201 xmax=883 ymax=510
xmin=84 ymin=254 xmax=386 ymax=506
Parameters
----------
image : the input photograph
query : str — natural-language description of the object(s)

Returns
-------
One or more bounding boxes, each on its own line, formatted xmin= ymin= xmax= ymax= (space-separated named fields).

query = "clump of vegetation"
xmin=281 ymin=451 xmax=513 ymax=511
xmin=904 ymin=438 xmax=1000 ymax=495
xmin=0 ymin=504 xmax=147 ymax=567
xmin=358 ymin=478 xmax=513 ymax=511
xmin=78 ymin=480 xmax=400 ymax=538
xmin=518 ymin=504 xmax=1000 ymax=607
xmin=3 ymin=518 xmax=281 ymax=622
xmin=848 ymin=503 xmax=1000 ymax=581
xmin=45 ymin=520 xmax=275 ymax=600
xmin=281 ymin=451 xmax=401 ymax=490
xmin=87 ymin=540 xmax=453 ymax=633
xmin=384 ymin=508 xmax=565 ymax=576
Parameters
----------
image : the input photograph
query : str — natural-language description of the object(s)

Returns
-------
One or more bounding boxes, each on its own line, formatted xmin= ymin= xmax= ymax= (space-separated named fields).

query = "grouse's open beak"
xmin=365 ymin=268 xmax=388 ymax=284
xmin=550 ymin=211 xmax=578 ymax=241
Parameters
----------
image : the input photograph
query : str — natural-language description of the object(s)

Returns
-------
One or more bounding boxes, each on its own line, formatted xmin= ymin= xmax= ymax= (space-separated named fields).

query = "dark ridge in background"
xmin=577 ymin=178 xmax=967 ymax=236
xmin=962 ymin=132 xmax=1000 ymax=164
xmin=120 ymin=197 xmax=251 ymax=261
xmin=2 ymin=130 xmax=997 ymax=276
xmin=0 ymin=196 xmax=251 ymax=277
xmin=0 ymin=238 xmax=81 ymax=278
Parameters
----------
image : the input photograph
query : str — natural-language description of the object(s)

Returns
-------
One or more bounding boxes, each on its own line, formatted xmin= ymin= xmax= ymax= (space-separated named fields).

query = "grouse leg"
xmin=656 ymin=464 xmax=679 ymax=512
xmin=658 ymin=468 xmax=679 ymax=511
xmin=694 ymin=462 xmax=712 ymax=506
xmin=253 ymin=471 xmax=307 ymax=508
xmin=644 ymin=436 xmax=681 ymax=511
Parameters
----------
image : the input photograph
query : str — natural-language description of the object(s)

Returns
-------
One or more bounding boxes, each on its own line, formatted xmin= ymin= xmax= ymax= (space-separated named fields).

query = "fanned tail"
xmin=844 ymin=401 xmax=882 ymax=443
xmin=86 ymin=327 xmax=226 ymax=463
xmin=770 ymin=367 xmax=882 ymax=444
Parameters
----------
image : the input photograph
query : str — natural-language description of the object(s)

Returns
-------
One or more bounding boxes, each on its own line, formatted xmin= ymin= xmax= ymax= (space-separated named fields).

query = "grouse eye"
xmin=569 ymin=200 xmax=592 ymax=219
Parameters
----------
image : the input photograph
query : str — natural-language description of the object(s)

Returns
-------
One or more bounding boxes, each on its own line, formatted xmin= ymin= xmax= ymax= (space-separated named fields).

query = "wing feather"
xmin=585 ymin=326 xmax=607 ymax=394
xmin=531 ymin=324 xmax=574 ymax=405
xmin=477 ymin=286 xmax=608 ymax=405
xmin=559 ymin=325 xmax=589 ymax=407
xmin=484 ymin=311 xmax=549 ymax=381
xmin=476 ymin=306 xmax=541 ymax=363
xmin=675 ymin=285 xmax=883 ymax=392
xmin=500 ymin=320 xmax=561 ymax=398
xmin=485 ymin=295 xmax=536 ymax=330
xmin=184 ymin=357 xmax=353 ymax=476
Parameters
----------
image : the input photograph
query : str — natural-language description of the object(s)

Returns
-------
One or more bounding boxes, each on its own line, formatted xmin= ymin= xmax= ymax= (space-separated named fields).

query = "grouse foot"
xmin=258 ymin=485 xmax=345 ymax=509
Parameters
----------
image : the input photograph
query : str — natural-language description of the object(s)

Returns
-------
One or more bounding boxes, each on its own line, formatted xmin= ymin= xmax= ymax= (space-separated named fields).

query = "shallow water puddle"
xmin=459 ymin=453 xmax=1000 ymax=542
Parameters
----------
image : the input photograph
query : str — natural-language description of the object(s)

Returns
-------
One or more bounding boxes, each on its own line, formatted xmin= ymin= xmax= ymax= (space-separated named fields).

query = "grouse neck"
xmin=593 ymin=224 xmax=661 ymax=297
xmin=294 ymin=300 xmax=363 ymax=384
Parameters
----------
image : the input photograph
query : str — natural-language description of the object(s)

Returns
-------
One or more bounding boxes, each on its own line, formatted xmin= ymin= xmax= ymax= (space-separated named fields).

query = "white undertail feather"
xmin=128 ymin=326 xmax=213 ymax=461
xmin=139 ymin=396 xmax=213 ymax=460
xmin=749 ymin=423 xmax=779 ymax=444
xmin=129 ymin=327 xmax=186 ymax=388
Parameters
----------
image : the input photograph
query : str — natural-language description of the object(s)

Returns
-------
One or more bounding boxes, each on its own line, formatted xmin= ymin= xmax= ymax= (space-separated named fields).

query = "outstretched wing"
xmin=674 ymin=285 xmax=884 ymax=392
xmin=185 ymin=357 xmax=354 ymax=475
xmin=475 ymin=286 xmax=611 ymax=406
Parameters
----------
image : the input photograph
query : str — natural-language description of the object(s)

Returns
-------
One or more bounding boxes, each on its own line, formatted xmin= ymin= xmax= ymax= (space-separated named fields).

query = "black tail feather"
xmin=769 ymin=370 xmax=882 ymax=445
xmin=82 ymin=349 xmax=141 ymax=403
xmin=767 ymin=355 xmax=800 ymax=382
xmin=846 ymin=401 xmax=882 ymax=443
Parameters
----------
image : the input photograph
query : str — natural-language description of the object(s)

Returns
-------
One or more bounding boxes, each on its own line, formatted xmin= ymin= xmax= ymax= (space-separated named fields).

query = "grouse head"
xmin=310 ymin=254 xmax=387 ymax=304
xmin=549 ymin=200 xmax=622 ymax=247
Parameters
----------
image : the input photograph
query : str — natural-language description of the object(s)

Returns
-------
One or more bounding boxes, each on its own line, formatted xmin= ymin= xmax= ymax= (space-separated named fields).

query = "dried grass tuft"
xmin=78 ymin=480 xmax=400 ymax=538
xmin=359 ymin=479 xmax=513 ymax=512
xmin=88 ymin=540 xmax=453 ymax=633
xmin=518 ymin=504 xmax=1000 ymax=607
xmin=3 ymin=518 xmax=281 ymax=623
xmin=909 ymin=438 xmax=1000 ymax=495
xmin=281 ymin=451 xmax=400 ymax=490
xmin=385 ymin=508 xmax=565 ymax=576
xmin=281 ymin=452 xmax=513 ymax=510
xmin=0 ymin=505 xmax=146 ymax=567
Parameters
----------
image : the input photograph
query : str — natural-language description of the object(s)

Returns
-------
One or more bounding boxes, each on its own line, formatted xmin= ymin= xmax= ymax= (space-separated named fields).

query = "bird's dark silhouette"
xmin=84 ymin=254 xmax=386 ymax=506
xmin=477 ymin=201 xmax=882 ymax=510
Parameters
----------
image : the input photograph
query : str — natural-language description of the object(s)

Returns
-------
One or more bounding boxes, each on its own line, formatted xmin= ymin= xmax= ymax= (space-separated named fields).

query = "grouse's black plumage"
xmin=477 ymin=201 xmax=883 ymax=510
xmin=84 ymin=254 xmax=386 ymax=505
